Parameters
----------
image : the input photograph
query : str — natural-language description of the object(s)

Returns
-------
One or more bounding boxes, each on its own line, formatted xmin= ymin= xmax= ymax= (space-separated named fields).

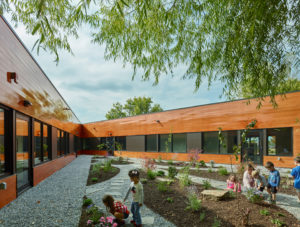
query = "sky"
xmin=6 ymin=18 xmax=225 ymax=123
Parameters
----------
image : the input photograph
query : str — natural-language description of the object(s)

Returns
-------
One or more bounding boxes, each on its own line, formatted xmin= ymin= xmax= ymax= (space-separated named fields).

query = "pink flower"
xmin=87 ymin=220 xmax=92 ymax=225
xmin=113 ymin=223 xmax=118 ymax=227
xmin=100 ymin=217 xmax=106 ymax=222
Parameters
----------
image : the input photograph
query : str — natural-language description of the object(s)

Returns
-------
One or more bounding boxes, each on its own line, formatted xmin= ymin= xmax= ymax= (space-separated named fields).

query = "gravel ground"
xmin=0 ymin=155 xmax=91 ymax=227
xmin=86 ymin=160 xmax=176 ymax=227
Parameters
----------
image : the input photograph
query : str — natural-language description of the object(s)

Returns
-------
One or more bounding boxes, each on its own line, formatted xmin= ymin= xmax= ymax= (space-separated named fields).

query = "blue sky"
xmin=8 ymin=18 xmax=225 ymax=123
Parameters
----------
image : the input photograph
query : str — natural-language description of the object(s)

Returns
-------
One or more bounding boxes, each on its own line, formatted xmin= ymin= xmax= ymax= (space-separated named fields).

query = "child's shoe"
xmin=130 ymin=220 xmax=136 ymax=225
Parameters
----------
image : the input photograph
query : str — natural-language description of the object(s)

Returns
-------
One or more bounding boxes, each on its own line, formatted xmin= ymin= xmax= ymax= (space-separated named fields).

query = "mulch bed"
xmin=156 ymin=162 xmax=209 ymax=168
xmin=86 ymin=164 xmax=120 ymax=186
xmin=188 ymin=170 xmax=297 ymax=196
xmin=141 ymin=171 xmax=300 ymax=227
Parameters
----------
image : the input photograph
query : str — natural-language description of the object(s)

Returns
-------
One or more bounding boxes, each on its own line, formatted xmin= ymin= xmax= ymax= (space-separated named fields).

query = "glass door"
xmin=242 ymin=130 xmax=263 ymax=165
xmin=16 ymin=114 xmax=31 ymax=192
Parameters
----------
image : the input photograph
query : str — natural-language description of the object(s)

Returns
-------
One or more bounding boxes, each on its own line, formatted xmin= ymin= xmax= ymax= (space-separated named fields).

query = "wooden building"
xmin=0 ymin=15 xmax=300 ymax=209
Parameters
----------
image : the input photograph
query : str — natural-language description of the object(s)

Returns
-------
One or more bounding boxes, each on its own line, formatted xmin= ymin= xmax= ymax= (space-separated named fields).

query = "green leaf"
xmin=31 ymin=23 xmax=41 ymax=35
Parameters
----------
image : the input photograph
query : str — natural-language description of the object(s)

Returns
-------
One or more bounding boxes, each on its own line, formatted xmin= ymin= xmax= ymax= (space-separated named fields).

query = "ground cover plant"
xmin=140 ymin=171 xmax=299 ymax=227
xmin=111 ymin=156 xmax=133 ymax=165
xmin=86 ymin=160 xmax=120 ymax=186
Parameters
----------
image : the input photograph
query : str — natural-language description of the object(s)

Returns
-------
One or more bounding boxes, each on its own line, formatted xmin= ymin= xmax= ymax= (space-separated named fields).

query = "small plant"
xmin=246 ymin=188 xmax=264 ymax=204
xmin=147 ymin=169 xmax=156 ymax=180
xmin=140 ymin=178 xmax=148 ymax=184
xmin=103 ymin=160 xmax=113 ymax=172
xmin=199 ymin=160 xmax=206 ymax=167
xmin=212 ymin=217 xmax=221 ymax=227
xmin=185 ymin=193 xmax=201 ymax=212
xmin=83 ymin=198 xmax=93 ymax=206
xmin=157 ymin=181 xmax=168 ymax=192
xmin=91 ymin=177 xmax=98 ymax=182
xmin=167 ymin=160 xmax=174 ymax=166
xmin=168 ymin=166 xmax=178 ymax=179
xmin=188 ymin=148 xmax=202 ymax=164
xmin=142 ymin=157 xmax=156 ymax=171
xmin=98 ymin=216 xmax=116 ymax=226
xmin=277 ymin=213 xmax=285 ymax=217
xmin=218 ymin=167 xmax=229 ymax=176
xmin=199 ymin=212 xmax=205 ymax=222
xmin=202 ymin=180 xmax=212 ymax=189
xmin=179 ymin=173 xmax=192 ymax=188
xmin=158 ymin=155 xmax=162 ymax=163
xmin=260 ymin=209 xmax=270 ymax=216
xmin=271 ymin=218 xmax=285 ymax=227
xmin=208 ymin=168 xmax=213 ymax=173
xmin=209 ymin=160 xmax=215 ymax=168
xmin=91 ymin=163 xmax=102 ymax=175
xmin=166 ymin=197 xmax=173 ymax=203
xmin=117 ymin=156 xmax=124 ymax=162
xmin=156 ymin=170 xmax=165 ymax=177
xmin=228 ymin=190 xmax=236 ymax=198
xmin=166 ymin=179 xmax=174 ymax=185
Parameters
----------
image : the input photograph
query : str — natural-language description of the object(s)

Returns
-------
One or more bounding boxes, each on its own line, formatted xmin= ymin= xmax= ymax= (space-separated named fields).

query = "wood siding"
xmin=0 ymin=175 xmax=16 ymax=208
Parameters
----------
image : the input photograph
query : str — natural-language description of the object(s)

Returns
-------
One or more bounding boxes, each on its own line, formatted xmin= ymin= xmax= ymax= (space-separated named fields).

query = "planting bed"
xmin=86 ymin=163 xmax=120 ymax=186
xmin=141 ymin=171 xmax=299 ymax=227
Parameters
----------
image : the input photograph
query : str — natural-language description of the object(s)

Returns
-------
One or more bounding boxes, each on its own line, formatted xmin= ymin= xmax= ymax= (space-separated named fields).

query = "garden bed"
xmin=141 ymin=171 xmax=299 ymax=227
xmin=86 ymin=161 xmax=120 ymax=186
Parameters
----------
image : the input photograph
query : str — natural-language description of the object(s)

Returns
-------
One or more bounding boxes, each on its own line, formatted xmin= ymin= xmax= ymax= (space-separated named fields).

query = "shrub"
xmin=147 ymin=169 xmax=156 ymax=180
xmin=91 ymin=163 xmax=101 ymax=175
xmin=157 ymin=181 xmax=168 ymax=192
xmin=140 ymin=178 xmax=148 ymax=184
xmin=202 ymin=180 xmax=212 ymax=189
xmin=208 ymin=168 xmax=213 ymax=173
xmin=168 ymin=166 xmax=178 ymax=179
xmin=209 ymin=160 xmax=215 ymax=168
xmin=212 ymin=217 xmax=221 ymax=227
xmin=142 ymin=157 xmax=156 ymax=171
xmin=179 ymin=173 xmax=192 ymax=188
xmin=260 ymin=209 xmax=270 ymax=216
xmin=103 ymin=160 xmax=112 ymax=172
xmin=185 ymin=193 xmax=201 ymax=212
xmin=188 ymin=148 xmax=202 ymax=163
xmin=118 ymin=156 xmax=124 ymax=162
xmin=156 ymin=170 xmax=165 ymax=177
xmin=91 ymin=177 xmax=98 ymax=182
xmin=199 ymin=160 xmax=206 ymax=167
xmin=166 ymin=197 xmax=173 ymax=203
xmin=83 ymin=198 xmax=93 ymax=206
xmin=218 ymin=167 xmax=229 ymax=176
xmin=158 ymin=155 xmax=162 ymax=163
xmin=167 ymin=160 xmax=174 ymax=166
xmin=246 ymin=189 xmax=264 ymax=204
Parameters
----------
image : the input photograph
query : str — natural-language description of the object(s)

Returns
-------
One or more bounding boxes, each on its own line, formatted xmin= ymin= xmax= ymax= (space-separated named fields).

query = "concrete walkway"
xmin=153 ymin=164 xmax=300 ymax=221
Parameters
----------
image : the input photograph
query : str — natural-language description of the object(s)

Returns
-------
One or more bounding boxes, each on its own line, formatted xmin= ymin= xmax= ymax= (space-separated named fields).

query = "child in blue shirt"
xmin=291 ymin=156 xmax=300 ymax=203
xmin=265 ymin=161 xmax=280 ymax=204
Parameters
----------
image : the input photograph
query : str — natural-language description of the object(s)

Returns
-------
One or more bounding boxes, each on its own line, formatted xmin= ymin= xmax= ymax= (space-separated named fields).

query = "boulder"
xmin=201 ymin=190 xmax=229 ymax=201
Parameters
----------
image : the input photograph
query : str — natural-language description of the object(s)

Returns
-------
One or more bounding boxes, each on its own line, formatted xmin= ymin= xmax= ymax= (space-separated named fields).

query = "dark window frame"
xmin=33 ymin=120 xmax=51 ymax=166
xmin=266 ymin=127 xmax=293 ymax=157
xmin=172 ymin=133 xmax=187 ymax=153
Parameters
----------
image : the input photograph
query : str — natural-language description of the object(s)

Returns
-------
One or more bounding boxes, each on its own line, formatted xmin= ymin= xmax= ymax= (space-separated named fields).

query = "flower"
xmin=87 ymin=220 xmax=92 ymax=225
xmin=100 ymin=217 xmax=106 ymax=222
xmin=112 ymin=223 xmax=118 ymax=227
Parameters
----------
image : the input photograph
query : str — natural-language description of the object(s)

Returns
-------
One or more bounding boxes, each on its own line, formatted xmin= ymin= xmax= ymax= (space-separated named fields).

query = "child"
xmin=226 ymin=174 xmax=241 ymax=192
xmin=252 ymin=170 xmax=267 ymax=192
xmin=124 ymin=169 xmax=143 ymax=227
xmin=265 ymin=161 xmax=280 ymax=204
xmin=243 ymin=164 xmax=255 ymax=190
xmin=291 ymin=156 xmax=300 ymax=203
xmin=102 ymin=194 xmax=129 ymax=226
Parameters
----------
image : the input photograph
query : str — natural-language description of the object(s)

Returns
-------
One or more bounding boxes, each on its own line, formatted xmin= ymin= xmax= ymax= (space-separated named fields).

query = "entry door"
xmin=16 ymin=114 xmax=31 ymax=192
xmin=242 ymin=130 xmax=263 ymax=165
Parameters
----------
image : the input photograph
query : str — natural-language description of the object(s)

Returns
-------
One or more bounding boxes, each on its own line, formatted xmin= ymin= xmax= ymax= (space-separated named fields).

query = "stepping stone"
xmin=142 ymin=216 xmax=155 ymax=225
xmin=201 ymin=190 xmax=229 ymax=201
xmin=111 ymin=182 xmax=122 ymax=186
xmin=110 ymin=191 xmax=121 ymax=196
xmin=86 ymin=187 xmax=102 ymax=194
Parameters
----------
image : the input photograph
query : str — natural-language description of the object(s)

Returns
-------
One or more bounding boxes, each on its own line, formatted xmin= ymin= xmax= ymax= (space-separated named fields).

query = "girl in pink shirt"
xmin=226 ymin=174 xmax=241 ymax=192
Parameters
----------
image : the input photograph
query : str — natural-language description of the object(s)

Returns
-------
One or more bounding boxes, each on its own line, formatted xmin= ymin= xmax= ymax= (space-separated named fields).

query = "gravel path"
xmin=0 ymin=155 xmax=91 ymax=227
xmin=86 ymin=160 xmax=176 ymax=227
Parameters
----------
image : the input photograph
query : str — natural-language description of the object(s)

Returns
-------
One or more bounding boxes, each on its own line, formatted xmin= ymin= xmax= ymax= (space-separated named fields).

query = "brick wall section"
xmin=0 ymin=175 xmax=16 ymax=208
xmin=77 ymin=150 xmax=107 ymax=156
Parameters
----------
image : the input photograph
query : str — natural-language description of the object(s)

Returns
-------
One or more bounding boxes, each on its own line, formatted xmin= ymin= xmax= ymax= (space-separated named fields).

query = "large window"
xmin=202 ymin=132 xmax=219 ymax=154
xmin=146 ymin=135 xmax=157 ymax=152
xmin=173 ymin=134 xmax=186 ymax=153
xmin=267 ymin=128 xmax=293 ymax=156
xmin=219 ymin=131 xmax=238 ymax=154
xmin=0 ymin=108 xmax=5 ymax=176
xmin=34 ymin=121 xmax=50 ymax=165
xmin=82 ymin=137 xmax=101 ymax=150
xmin=126 ymin=136 xmax=145 ymax=151
xmin=57 ymin=130 xmax=68 ymax=157
xmin=115 ymin=136 xmax=126 ymax=150
xmin=159 ymin=134 xmax=172 ymax=152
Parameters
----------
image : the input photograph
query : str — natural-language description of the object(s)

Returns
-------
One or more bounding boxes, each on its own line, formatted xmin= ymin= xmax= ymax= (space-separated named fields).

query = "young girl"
xmin=252 ymin=170 xmax=267 ymax=192
xmin=102 ymin=194 xmax=129 ymax=226
xmin=124 ymin=169 xmax=143 ymax=227
xmin=243 ymin=164 xmax=255 ymax=190
xmin=226 ymin=174 xmax=241 ymax=192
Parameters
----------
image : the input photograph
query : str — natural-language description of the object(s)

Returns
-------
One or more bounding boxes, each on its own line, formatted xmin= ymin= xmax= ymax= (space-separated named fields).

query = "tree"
xmin=236 ymin=78 xmax=300 ymax=104
xmin=105 ymin=96 xmax=163 ymax=120
xmin=1 ymin=0 xmax=299 ymax=105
